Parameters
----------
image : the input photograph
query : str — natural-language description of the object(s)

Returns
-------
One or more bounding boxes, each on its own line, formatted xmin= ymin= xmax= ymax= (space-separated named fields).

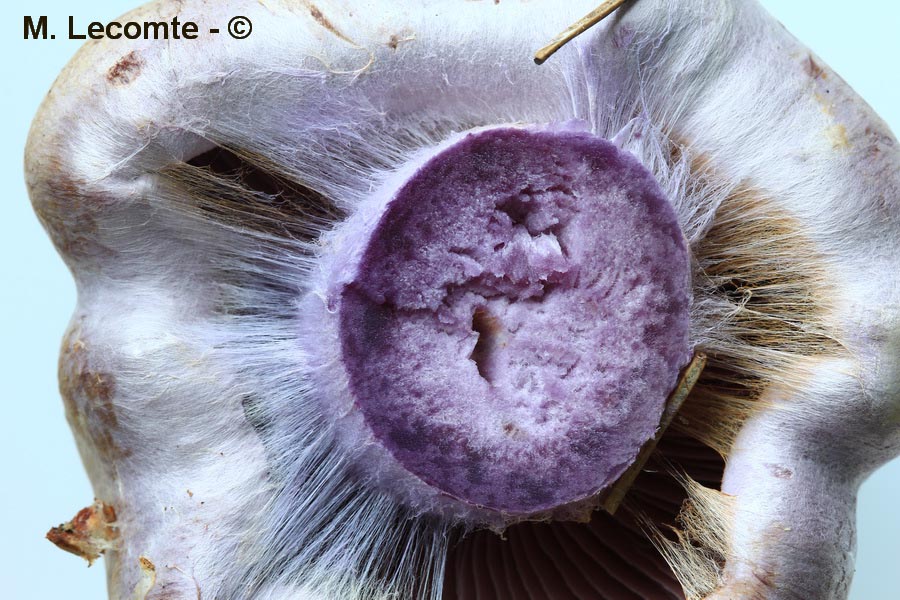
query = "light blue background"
xmin=1 ymin=2 xmax=897 ymax=598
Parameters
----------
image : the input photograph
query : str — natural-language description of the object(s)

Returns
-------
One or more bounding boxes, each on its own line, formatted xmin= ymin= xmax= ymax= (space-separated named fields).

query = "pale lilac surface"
xmin=339 ymin=128 xmax=691 ymax=513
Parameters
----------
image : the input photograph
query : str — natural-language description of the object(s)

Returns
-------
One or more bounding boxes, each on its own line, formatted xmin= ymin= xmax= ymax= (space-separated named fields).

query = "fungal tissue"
xmin=25 ymin=1 xmax=900 ymax=599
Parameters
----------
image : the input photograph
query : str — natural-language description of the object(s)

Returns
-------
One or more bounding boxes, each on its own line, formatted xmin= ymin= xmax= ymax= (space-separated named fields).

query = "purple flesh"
xmin=338 ymin=127 xmax=691 ymax=514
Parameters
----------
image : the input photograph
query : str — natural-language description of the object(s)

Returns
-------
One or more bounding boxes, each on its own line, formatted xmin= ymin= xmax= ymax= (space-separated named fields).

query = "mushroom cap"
xmin=26 ymin=1 xmax=900 ymax=598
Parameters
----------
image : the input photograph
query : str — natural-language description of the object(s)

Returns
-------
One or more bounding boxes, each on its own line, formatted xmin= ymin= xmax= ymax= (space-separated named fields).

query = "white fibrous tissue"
xmin=25 ymin=1 xmax=900 ymax=600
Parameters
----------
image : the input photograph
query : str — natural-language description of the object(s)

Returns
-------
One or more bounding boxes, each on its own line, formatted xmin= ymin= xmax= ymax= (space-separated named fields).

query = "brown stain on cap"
xmin=304 ymin=2 xmax=357 ymax=45
xmin=60 ymin=323 xmax=129 ymax=461
xmin=387 ymin=32 xmax=416 ymax=50
xmin=132 ymin=556 xmax=158 ymax=599
xmin=107 ymin=51 xmax=144 ymax=86
xmin=32 ymin=170 xmax=116 ymax=263
xmin=804 ymin=54 xmax=827 ymax=80
xmin=46 ymin=500 xmax=118 ymax=565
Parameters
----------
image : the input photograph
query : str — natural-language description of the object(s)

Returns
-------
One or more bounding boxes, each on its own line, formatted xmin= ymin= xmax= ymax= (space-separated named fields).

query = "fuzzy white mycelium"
xmin=25 ymin=1 xmax=900 ymax=599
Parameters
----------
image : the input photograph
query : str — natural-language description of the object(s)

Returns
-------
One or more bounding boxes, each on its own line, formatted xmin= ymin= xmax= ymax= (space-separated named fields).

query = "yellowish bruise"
xmin=131 ymin=556 xmax=157 ymax=600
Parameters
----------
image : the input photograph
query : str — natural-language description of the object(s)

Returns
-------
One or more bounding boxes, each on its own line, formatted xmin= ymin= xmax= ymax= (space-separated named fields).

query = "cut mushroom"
xmin=25 ymin=1 xmax=900 ymax=599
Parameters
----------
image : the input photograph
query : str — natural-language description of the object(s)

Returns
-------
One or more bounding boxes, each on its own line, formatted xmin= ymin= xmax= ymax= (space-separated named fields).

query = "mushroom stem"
xmin=534 ymin=0 xmax=634 ymax=65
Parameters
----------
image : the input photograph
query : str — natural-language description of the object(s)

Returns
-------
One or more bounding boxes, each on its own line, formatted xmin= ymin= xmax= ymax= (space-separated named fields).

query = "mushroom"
xmin=25 ymin=1 xmax=900 ymax=599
